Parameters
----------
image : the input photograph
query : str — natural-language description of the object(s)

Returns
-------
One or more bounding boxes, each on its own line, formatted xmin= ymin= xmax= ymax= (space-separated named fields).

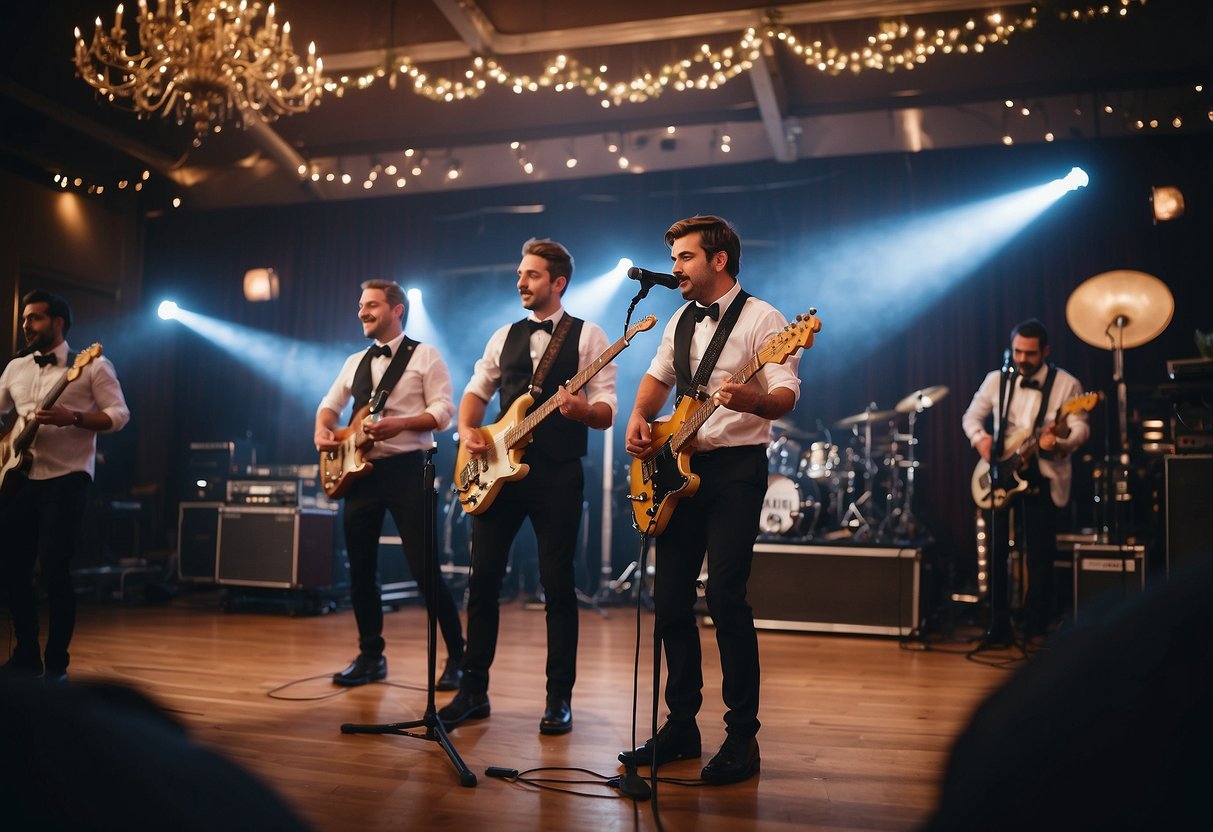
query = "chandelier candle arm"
xmin=73 ymin=0 xmax=324 ymax=142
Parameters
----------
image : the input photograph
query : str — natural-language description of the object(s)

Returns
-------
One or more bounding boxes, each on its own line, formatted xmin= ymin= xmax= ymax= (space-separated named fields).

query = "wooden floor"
xmin=54 ymin=591 xmax=1012 ymax=831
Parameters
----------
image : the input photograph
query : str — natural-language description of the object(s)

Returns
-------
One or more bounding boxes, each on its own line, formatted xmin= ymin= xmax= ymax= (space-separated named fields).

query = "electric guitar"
xmin=455 ymin=315 xmax=658 ymax=515
xmin=320 ymin=390 xmax=387 ymax=499
xmin=628 ymin=311 xmax=822 ymax=537
xmin=0 ymin=344 xmax=103 ymax=507
xmin=970 ymin=390 xmax=1102 ymax=510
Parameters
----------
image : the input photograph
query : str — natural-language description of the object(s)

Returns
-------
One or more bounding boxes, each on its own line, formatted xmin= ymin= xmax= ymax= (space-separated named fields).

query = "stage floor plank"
xmin=57 ymin=595 xmax=1006 ymax=831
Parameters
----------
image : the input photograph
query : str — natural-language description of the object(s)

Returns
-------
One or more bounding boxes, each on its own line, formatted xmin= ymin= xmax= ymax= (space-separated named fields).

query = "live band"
xmin=3 ymin=212 xmax=1091 ymax=788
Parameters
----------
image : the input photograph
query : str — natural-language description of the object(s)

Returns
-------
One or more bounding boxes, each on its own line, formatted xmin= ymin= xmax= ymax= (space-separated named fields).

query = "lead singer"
xmin=622 ymin=215 xmax=801 ymax=784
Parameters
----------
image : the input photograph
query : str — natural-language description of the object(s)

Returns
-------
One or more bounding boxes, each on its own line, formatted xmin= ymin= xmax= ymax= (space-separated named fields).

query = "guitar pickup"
xmin=626 ymin=493 xmax=649 ymax=503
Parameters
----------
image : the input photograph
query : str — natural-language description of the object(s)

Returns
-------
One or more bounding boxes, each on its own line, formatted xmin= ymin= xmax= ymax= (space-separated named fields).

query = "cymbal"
xmin=834 ymin=408 xmax=897 ymax=428
xmin=1065 ymin=270 xmax=1174 ymax=350
xmin=771 ymin=418 xmax=817 ymax=440
xmin=895 ymin=385 xmax=949 ymax=413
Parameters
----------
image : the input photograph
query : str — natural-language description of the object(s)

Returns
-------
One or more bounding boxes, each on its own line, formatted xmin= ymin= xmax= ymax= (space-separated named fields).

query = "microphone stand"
xmin=340 ymin=447 xmax=477 ymax=787
xmin=975 ymin=353 xmax=1017 ymax=650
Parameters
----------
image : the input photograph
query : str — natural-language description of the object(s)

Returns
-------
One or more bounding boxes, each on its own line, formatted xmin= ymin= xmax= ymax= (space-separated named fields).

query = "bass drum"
xmin=758 ymin=474 xmax=820 ymax=539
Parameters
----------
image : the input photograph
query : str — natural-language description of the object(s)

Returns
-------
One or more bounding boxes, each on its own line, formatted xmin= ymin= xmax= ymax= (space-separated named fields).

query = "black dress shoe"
xmin=539 ymin=697 xmax=572 ymax=735
xmin=332 ymin=654 xmax=387 ymax=687
xmin=438 ymin=689 xmax=490 ymax=729
xmin=618 ymin=720 xmax=701 ymax=768
xmin=436 ymin=658 xmax=463 ymax=692
xmin=701 ymin=734 xmax=760 ymax=785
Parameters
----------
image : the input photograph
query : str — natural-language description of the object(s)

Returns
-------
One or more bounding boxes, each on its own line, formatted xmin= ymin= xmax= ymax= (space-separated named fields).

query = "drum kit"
xmin=759 ymin=385 xmax=949 ymax=544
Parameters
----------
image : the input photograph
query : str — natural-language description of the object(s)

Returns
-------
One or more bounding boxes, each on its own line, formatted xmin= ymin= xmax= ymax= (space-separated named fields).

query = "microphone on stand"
xmin=626 ymin=267 xmax=681 ymax=290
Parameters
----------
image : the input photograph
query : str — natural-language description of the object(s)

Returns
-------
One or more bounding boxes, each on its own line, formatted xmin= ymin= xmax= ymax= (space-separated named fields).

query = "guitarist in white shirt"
xmin=0 ymin=290 xmax=129 ymax=683
xmin=622 ymin=215 xmax=801 ymax=785
xmin=962 ymin=318 xmax=1090 ymax=643
xmin=439 ymin=238 xmax=617 ymax=737
xmin=315 ymin=280 xmax=465 ymax=689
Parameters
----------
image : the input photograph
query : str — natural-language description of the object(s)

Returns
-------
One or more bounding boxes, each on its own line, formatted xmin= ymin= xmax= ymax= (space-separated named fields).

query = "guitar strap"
xmin=528 ymin=315 xmax=575 ymax=394
xmin=1032 ymin=364 xmax=1058 ymax=461
xmin=674 ymin=290 xmax=751 ymax=405
xmin=351 ymin=338 xmax=418 ymax=412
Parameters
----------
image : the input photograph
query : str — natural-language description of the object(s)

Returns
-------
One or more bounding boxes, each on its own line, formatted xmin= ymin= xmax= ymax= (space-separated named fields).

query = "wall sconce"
xmin=243 ymin=268 xmax=280 ymax=301
xmin=1151 ymin=186 xmax=1185 ymax=222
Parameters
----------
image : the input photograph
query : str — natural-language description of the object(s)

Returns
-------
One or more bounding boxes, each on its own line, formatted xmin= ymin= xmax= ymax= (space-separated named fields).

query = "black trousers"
xmin=987 ymin=462 xmax=1061 ymax=638
xmin=0 ymin=471 xmax=90 ymax=672
xmin=342 ymin=452 xmax=464 ymax=661
xmin=653 ymin=445 xmax=767 ymax=739
xmin=462 ymin=453 xmax=583 ymax=699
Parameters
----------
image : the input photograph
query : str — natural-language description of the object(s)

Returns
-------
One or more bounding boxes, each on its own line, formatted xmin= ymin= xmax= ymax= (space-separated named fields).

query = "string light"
xmin=322 ymin=3 xmax=1147 ymax=107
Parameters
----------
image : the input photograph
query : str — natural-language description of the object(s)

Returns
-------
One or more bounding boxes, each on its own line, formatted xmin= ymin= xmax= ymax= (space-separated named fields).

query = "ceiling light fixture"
xmin=73 ymin=0 xmax=324 ymax=144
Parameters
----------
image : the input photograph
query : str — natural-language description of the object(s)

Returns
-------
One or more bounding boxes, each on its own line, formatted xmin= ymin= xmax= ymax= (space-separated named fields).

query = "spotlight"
xmin=407 ymin=288 xmax=422 ymax=303
xmin=1061 ymin=167 xmax=1089 ymax=192
xmin=243 ymin=268 xmax=280 ymax=302
xmin=1151 ymin=186 xmax=1184 ymax=222
xmin=446 ymin=160 xmax=462 ymax=180
xmin=158 ymin=300 xmax=180 ymax=320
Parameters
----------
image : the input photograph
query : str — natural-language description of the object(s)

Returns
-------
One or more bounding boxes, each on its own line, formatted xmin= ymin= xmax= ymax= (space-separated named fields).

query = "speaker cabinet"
xmin=1073 ymin=544 xmax=1146 ymax=619
xmin=216 ymin=507 xmax=338 ymax=589
xmin=177 ymin=503 xmax=221 ymax=582
xmin=1165 ymin=455 xmax=1213 ymax=578
xmin=746 ymin=543 xmax=921 ymax=636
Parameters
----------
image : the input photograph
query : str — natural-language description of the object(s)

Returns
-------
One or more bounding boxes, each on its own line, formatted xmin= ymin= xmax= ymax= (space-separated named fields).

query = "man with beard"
xmin=438 ymin=238 xmax=617 ymax=736
xmin=316 ymin=280 xmax=465 ymax=688
xmin=962 ymin=318 xmax=1090 ymax=644
xmin=619 ymin=215 xmax=801 ymax=785
xmin=0 ymin=290 xmax=130 ymax=683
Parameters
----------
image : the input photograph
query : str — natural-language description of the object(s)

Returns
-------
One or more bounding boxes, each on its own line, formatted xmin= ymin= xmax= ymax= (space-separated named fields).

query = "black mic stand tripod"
xmin=340 ymin=447 xmax=477 ymax=787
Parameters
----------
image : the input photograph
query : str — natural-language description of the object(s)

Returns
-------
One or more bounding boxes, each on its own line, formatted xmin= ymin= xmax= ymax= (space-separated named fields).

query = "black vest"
xmin=498 ymin=317 xmax=588 ymax=461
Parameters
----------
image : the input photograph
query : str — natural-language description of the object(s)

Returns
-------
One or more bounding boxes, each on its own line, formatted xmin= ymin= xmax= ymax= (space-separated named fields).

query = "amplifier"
xmin=186 ymin=440 xmax=253 ymax=502
xmin=215 ymin=506 xmax=339 ymax=589
xmin=226 ymin=475 xmax=328 ymax=507
xmin=177 ymin=502 xmax=221 ymax=582
xmin=1165 ymin=455 xmax=1213 ymax=577
xmin=1073 ymin=544 xmax=1146 ymax=619
xmin=744 ymin=543 xmax=921 ymax=636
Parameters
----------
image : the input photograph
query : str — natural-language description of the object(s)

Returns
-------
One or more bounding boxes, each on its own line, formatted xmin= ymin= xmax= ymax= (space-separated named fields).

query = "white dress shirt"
xmin=464 ymin=307 xmax=618 ymax=416
xmin=962 ymin=364 xmax=1090 ymax=506
xmin=0 ymin=341 xmax=130 ymax=480
xmin=643 ymin=281 xmax=802 ymax=452
xmin=317 ymin=332 xmax=454 ymax=459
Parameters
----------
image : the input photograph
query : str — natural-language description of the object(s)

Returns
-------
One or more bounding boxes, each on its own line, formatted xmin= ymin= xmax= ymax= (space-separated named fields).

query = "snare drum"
xmin=758 ymin=474 xmax=821 ymax=538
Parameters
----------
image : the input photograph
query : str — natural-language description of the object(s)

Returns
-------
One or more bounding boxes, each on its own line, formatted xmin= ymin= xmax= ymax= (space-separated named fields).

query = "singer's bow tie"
xmin=526 ymin=319 xmax=554 ymax=335
xmin=692 ymin=303 xmax=720 ymax=323
xmin=368 ymin=344 xmax=391 ymax=359
xmin=33 ymin=353 xmax=57 ymax=367
xmin=1021 ymin=378 xmax=1042 ymax=390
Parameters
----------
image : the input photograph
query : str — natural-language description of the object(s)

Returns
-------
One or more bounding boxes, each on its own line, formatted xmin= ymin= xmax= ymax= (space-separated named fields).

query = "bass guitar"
xmin=970 ymin=390 xmax=1102 ymax=510
xmin=455 ymin=315 xmax=658 ymax=515
xmin=628 ymin=311 xmax=822 ymax=537
xmin=320 ymin=390 xmax=387 ymax=499
xmin=0 ymin=344 xmax=103 ymax=507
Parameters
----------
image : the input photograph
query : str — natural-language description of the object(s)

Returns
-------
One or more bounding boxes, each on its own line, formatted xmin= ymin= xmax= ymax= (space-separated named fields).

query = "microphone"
xmin=1001 ymin=348 xmax=1015 ymax=375
xmin=627 ymin=267 xmax=681 ymax=290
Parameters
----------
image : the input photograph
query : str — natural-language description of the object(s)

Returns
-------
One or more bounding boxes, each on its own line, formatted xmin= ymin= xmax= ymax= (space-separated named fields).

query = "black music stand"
xmin=340 ymin=447 xmax=477 ymax=787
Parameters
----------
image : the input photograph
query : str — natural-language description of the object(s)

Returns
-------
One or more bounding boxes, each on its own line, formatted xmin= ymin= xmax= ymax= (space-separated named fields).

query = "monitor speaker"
xmin=1165 ymin=455 xmax=1213 ymax=578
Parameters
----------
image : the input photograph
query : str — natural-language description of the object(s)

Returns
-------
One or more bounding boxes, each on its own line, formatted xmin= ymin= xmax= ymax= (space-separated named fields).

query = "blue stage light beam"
xmin=564 ymin=258 xmax=633 ymax=316
xmin=403 ymin=286 xmax=453 ymax=361
xmin=775 ymin=167 xmax=1090 ymax=376
xmin=158 ymin=304 xmax=352 ymax=413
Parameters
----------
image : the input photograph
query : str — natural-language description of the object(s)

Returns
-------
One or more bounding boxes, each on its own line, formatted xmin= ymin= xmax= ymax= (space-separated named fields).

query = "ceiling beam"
xmin=322 ymin=0 xmax=1006 ymax=71
xmin=748 ymin=41 xmax=796 ymax=163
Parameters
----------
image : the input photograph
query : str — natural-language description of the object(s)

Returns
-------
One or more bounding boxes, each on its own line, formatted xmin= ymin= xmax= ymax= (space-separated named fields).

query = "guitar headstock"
xmin=66 ymin=343 xmax=103 ymax=382
xmin=759 ymin=310 xmax=822 ymax=364
xmin=1063 ymin=391 xmax=1103 ymax=415
xmin=626 ymin=315 xmax=658 ymax=340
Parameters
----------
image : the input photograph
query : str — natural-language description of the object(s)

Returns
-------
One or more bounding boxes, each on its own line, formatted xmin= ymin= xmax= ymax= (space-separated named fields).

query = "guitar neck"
xmin=670 ymin=352 xmax=763 ymax=454
xmin=503 ymin=327 xmax=632 ymax=448
xmin=13 ymin=372 xmax=73 ymax=452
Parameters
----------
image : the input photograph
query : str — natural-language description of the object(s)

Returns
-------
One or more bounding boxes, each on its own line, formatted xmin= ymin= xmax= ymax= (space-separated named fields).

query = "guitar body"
xmin=629 ymin=397 xmax=703 ymax=537
xmin=454 ymin=392 xmax=534 ymax=515
xmin=0 ymin=414 xmax=34 ymax=507
xmin=320 ymin=404 xmax=376 ymax=499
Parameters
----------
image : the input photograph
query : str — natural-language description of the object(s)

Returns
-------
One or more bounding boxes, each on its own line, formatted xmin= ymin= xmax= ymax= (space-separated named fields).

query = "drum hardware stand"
xmin=340 ymin=448 xmax=477 ymax=787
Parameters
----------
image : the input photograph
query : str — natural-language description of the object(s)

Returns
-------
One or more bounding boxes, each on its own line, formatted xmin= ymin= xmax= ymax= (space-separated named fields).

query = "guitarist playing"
xmin=962 ymin=318 xmax=1091 ymax=645
xmin=622 ymin=216 xmax=802 ymax=786
xmin=439 ymin=239 xmax=617 ymax=738
xmin=315 ymin=280 xmax=465 ymax=689
xmin=0 ymin=290 xmax=129 ymax=683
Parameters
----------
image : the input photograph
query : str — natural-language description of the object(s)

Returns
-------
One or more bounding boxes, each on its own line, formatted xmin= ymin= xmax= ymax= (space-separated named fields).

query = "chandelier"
xmin=73 ymin=0 xmax=323 ymax=144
